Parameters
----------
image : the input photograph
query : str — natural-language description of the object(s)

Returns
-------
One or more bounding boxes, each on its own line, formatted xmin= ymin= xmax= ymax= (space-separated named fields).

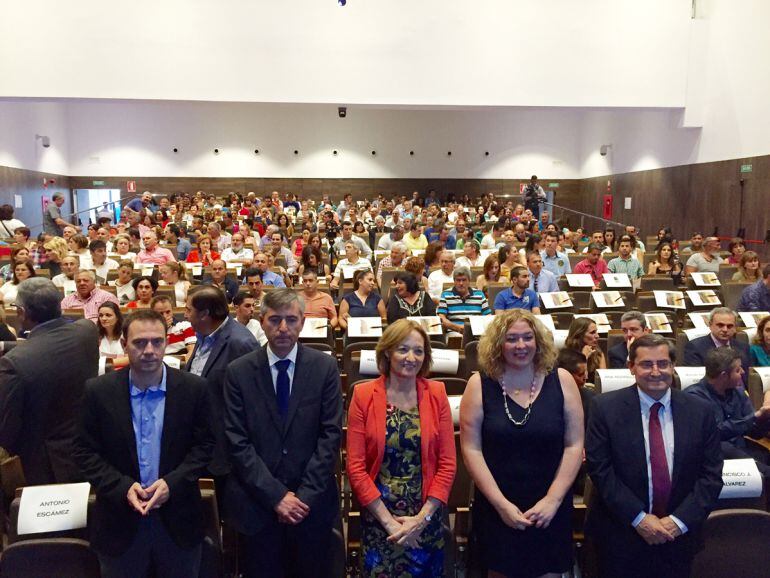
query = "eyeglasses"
xmin=636 ymin=360 xmax=672 ymax=371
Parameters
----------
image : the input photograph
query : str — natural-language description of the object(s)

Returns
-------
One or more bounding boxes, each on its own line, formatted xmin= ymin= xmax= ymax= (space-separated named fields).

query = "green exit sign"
xmin=740 ymin=164 xmax=752 ymax=173
xmin=548 ymin=182 xmax=560 ymax=188
xmin=92 ymin=180 xmax=105 ymax=186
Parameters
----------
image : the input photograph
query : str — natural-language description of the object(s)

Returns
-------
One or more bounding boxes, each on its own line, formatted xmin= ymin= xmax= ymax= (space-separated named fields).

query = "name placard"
xmin=719 ymin=459 xmax=763 ymax=499
xmin=470 ymin=315 xmax=496 ymax=336
xmin=688 ymin=311 xmax=711 ymax=330
xmin=596 ymin=369 xmax=635 ymax=393
xmin=347 ymin=317 xmax=383 ymax=338
xmin=739 ymin=311 xmax=770 ymax=328
xmin=359 ymin=350 xmax=379 ymax=376
xmin=603 ymin=273 xmax=632 ymax=288
xmin=753 ymin=367 xmax=770 ymax=393
xmin=566 ymin=274 xmax=594 ymax=288
xmin=407 ymin=316 xmax=443 ymax=336
xmin=691 ymin=272 xmax=721 ymax=287
xmin=430 ymin=349 xmax=459 ymax=375
xmin=654 ymin=290 xmax=686 ymax=310
xmin=575 ymin=314 xmax=612 ymax=334
xmin=540 ymin=292 xmax=573 ymax=310
xmin=18 ymin=482 xmax=90 ymax=535
xmin=448 ymin=395 xmax=462 ymax=427
xmin=299 ymin=318 xmax=327 ymax=339
xmin=687 ymin=290 xmax=721 ymax=307
xmin=645 ymin=313 xmax=673 ymax=334
xmin=534 ymin=314 xmax=556 ymax=332
xmin=675 ymin=366 xmax=706 ymax=390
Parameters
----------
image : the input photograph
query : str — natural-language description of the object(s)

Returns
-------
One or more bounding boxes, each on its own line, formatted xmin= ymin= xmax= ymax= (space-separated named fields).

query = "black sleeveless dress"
xmin=474 ymin=370 xmax=572 ymax=577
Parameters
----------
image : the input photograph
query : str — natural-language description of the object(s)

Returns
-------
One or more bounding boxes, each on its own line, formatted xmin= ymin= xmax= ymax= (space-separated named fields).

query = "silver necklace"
xmin=500 ymin=374 xmax=537 ymax=427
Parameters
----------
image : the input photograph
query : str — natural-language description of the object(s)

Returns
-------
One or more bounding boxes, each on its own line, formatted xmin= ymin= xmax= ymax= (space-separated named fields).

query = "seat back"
xmin=464 ymin=340 xmax=480 ymax=374
xmin=723 ymin=282 xmax=751 ymax=311
xmin=639 ymin=276 xmax=675 ymax=292
xmin=0 ymin=538 xmax=100 ymax=578
xmin=690 ymin=509 xmax=770 ymax=578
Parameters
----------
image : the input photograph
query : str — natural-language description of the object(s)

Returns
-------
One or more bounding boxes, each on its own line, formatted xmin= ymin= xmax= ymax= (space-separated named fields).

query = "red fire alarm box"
xmin=602 ymin=195 xmax=613 ymax=220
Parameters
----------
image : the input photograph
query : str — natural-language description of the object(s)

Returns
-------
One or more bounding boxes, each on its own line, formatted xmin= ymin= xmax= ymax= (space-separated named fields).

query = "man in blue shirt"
xmin=540 ymin=232 xmax=572 ymax=277
xmin=527 ymin=251 xmax=559 ymax=294
xmin=494 ymin=266 xmax=541 ymax=314
xmin=74 ymin=309 xmax=214 ymax=577
xmin=164 ymin=224 xmax=192 ymax=261
xmin=737 ymin=264 xmax=770 ymax=312
xmin=252 ymin=252 xmax=286 ymax=287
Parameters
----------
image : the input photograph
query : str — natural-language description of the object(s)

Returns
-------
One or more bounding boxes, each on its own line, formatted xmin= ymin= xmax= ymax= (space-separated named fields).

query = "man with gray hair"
xmin=609 ymin=310 xmax=651 ymax=369
xmin=686 ymin=347 xmax=770 ymax=475
xmin=224 ymin=288 xmax=342 ymax=577
xmin=61 ymin=269 xmax=119 ymax=322
xmin=43 ymin=192 xmax=69 ymax=236
xmin=376 ymin=241 xmax=407 ymax=286
xmin=684 ymin=307 xmax=750 ymax=383
xmin=437 ymin=266 xmax=491 ymax=334
xmin=0 ymin=278 xmax=98 ymax=484
xmin=377 ymin=223 xmax=405 ymax=251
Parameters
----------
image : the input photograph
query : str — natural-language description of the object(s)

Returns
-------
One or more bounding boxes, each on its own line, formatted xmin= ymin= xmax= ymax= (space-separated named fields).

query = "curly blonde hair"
xmin=478 ymin=309 xmax=557 ymax=380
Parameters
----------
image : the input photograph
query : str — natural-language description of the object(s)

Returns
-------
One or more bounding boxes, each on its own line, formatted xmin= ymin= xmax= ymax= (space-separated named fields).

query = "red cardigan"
xmin=346 ymin=375 xmax=456 ymax=507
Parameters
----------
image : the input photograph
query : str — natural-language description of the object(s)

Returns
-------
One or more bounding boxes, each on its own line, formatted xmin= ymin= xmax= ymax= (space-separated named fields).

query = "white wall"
xmin=1 ymin=0 xmax=691 ymax=107
xmin=65 ymin=101 xmax=583 ymax=179
xmin=0 ymin=101 xmax=69 ymax=174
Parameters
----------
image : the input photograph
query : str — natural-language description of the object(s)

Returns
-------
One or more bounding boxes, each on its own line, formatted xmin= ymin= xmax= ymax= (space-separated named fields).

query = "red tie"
xmin=649 ymin=402 xmax=671 ymax=517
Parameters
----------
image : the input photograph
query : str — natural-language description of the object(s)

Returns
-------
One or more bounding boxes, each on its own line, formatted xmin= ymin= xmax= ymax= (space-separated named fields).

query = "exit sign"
xmin=548 ymin=182 xmax=560 ymax=188
xmin=740 ymin=164 xmax=753 ymax=173
xmin=92 ymin=180 xmax=105 ymax=186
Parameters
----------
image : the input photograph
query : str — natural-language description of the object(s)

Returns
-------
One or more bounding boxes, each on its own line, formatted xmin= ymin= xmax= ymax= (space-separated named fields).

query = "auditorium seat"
xmin=723 ymin=282 xmax=752 ymax=311
xmin=690 ymin=509 xmax=770 ymax=578
xmin=0 ymin=538 xmax=100 ymax=578
xmin=639 ymin=276 xmax=675 ymax=292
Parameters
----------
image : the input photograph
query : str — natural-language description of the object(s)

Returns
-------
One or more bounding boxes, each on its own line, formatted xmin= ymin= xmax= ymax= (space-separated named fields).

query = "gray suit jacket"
xmin=0 ymin=318 xmax=99 ymax=485
xmin=224 ymin=344 xmax=343 ymax=535
xmin=185 ymin=317 xmax=258 ymax=476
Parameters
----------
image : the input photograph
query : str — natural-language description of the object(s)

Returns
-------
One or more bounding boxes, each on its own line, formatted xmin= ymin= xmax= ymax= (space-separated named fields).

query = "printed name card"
xmin=739 ymin=312 xmax=770 ymax=328
xmin=430 ymin=349 xmax=459 ymax=375
xmin=654 ymin=290 xmax=686 ymax=310
xmin=407 ymin=316 xmax=443 ymax=335
xmin=552 ymin=330 xmax=569 ymax=350
xmin=141 ymin=265 xmax=155 ymax=277
xmin=226 ymin=263 xmax=243 ymax=277
xmin=592 ymin=291 xmax=625 ymax=308
xmin=683 ymin=327 xmax=710 ymax=341
xmin=596 ymin=369 xmax=635 ymax=393
xmin=18 ymin=482 xmax=90 ymax=535
xmin=184 ymin=263 xmax=204 ymax=276
xmin=299 ymin=318 xmax=327 ymax=339
xmin=163 ymin=356 xmax=182 ymax=369
xmin=603 ymin=273 xmax=632 ymax=288
xmin=575 ymin=314 xmax=612 ymax=334
xmin=448 ymin=396 xmax=462 ymax=427
xmin=645 ymin=313 xmax=673 ymax=334
xmin=719 ymin=459 xmax=763 ymax=499
xmin=347 ymin=317 xmax=383 ymax=338
xmin=753 ymin=367 xmax=770 ymax=393
xmin=675 ymin=367 xmax=706 ymax=390
xmin=687 ymin=311 xmax=711 ymax=330
xmin=691 ymin=272 xmax=721 ymax=287
xmin=359 ymin=350 xmax=379 ymax=376
xmin=687 ymin=290 xmax=721 ymax=307
xmin=534 ymin=314 xmax=556 ymax=332
xmin=566 ymin=274 xmax=594 ymax=288
xmin=540 ymin=292 xmax=573 ymax=310
xmin=470 ymin=315 xmax=496 ymax=336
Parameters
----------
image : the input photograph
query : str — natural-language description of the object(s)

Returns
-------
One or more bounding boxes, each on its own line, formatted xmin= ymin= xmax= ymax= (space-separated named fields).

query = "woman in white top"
xmin=159 ymin=262 xmax=191 ymax=307
xmin=330 ymin=242 xmax=372 ymax=290
xmin=0 ymin=260 xmax=35 ymax=306
xmin=97 ymin=302 xmax=129 ymax=369
xmin=0 ymin=204 xmax=25 ymax=239
xmin=112 ymin=234 xmax=137 ymax=262
xmin=0 ymin=247 xmax=30 ymax=283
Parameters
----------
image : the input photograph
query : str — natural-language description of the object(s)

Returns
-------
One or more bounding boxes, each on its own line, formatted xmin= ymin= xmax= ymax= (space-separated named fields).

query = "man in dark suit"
xmin=684 ymin=307 xmax=749 ymax=380
xmin=185 ymin=285 xmax=257 ymax=494
xmin=224 ymin=288 xmax=343 ymax=578
xmin=0 ymin=277 xmax=98 ymax=485
xmin=586 ymin=334 xmax=723 ymax=578
xmin=74 ymin=309 xmax=214 ymax=578
xmin=608 ymin=310 xmax=650 ymax=369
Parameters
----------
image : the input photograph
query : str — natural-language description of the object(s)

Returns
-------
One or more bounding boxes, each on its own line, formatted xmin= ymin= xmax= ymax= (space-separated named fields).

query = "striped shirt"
xmin=437 ymin=288 xmax=491 ymax=326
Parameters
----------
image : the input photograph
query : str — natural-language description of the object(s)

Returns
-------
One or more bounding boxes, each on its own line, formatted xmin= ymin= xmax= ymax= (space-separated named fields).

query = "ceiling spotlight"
xmin=35 ymin=134 xmax=51 ymax=148
xmin=484 ymin=151 xmax=490 ymax=156
xmin=214 ymin=148 xmax=220 ymax=154
xmin=333 ymin=150 xmax=338 ymax=156
xmin=409 ymin=151 xmax=414 ymax=156
xmin=338 ymin=107 xmax=347 ymax=118
xmin=371 ymin=150 xmax=376 ymax=156
xmin=173 ymin=147 xmax=178 ymax=153
xmin=254 ymin=149 xmax=259 ymax=154
xmin=447 ymin=151 xmax=452 ymax=156
xmin=294 ymin=150 xmax=299 ymax=155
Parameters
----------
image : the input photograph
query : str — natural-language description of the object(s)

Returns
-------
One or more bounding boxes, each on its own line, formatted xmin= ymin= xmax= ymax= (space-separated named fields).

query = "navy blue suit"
xmin=608 ymin=342 xmax=629 ymax=369
xmin=586 ymin=386 xmax=723 ymax=578
xmin=684 ymin=334 xmax=750 ymax=383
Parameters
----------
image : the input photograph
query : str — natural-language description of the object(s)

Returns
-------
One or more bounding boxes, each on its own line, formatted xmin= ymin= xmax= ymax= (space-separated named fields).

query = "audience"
xmin=61 ymin=270 xmax=119 ymax=321
xmin=437 ymin=266 xmax=491 ymax=334
xmin=493 ymin=265 xmax=541 ymax=314
xmin=732 ymin=250 xmax=761 ymax=282
xmin=565 ymin=317 xmax=607 ymax=383
xmin=750 ymin=315 xmax=770 ymax=366
xmin=685 ymin=235 xmax=723 ymax=275
xmin=684 ymin=307 xmax=750 ymax=381
xmin=573 ymin=242 xmax=610 ymax=287
xmin=736 ymin=264 xmax=770 ymax=312
xmin=427 ymin=250 xmax=457 ymax=301
xmin=338 ymin=270 xmax=386 ymax=331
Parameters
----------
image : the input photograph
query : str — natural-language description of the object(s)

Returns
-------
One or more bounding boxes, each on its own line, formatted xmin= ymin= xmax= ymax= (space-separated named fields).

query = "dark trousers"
xmin=239 ymin=519 xmax=332 ymax=578
xmin=98 ymin=512 xmax=202 ymax=578
xmin=596 ymin=536 xmax=694 ymax=578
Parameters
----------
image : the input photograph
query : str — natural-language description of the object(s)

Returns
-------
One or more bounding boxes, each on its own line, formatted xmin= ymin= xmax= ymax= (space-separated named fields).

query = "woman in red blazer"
xmin=347 ymin=319 xmax=456 ymax=577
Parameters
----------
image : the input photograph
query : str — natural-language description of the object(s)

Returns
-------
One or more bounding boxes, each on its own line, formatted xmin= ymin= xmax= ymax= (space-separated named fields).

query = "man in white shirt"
xmin=88 ymin=240 xmax=119 ymax=284
xmin=480 ymin=222 xmax=503 ymax=250
xmin=52 ymin=255 xmax=79 ymax=295
xmin=220 ymin=233 xmax=254 ymax=263
xmin=427 ymin=250 xmax=457 ymax=301
xmin=232 ymin=291 xmax=267 ymax=345
xmin=377 ymin=225 xmax=405 ymax=251
xmin=333 ymin=221 xmax=372 ymax=260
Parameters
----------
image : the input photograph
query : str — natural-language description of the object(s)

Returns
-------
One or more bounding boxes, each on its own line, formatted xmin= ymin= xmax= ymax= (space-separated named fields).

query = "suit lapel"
xmin=202 ymin=325 xmax=230 ymax=376
xmin=622 ymin=386 xmax=650 ymax=504
xmin=283 ymin=344 xmax=310 ymax=434
xmin=255 ymin=348 xmax=284 ymax=433
xmin=114 ymin=369 xmax=140 ymax=473
xmin=670 ymin=390 xmax=687 ymax=489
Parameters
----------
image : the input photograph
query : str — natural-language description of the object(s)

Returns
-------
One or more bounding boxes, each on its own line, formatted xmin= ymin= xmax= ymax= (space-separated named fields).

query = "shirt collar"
xmin=267 ymin=342 xmax=298 ymax=367
xmin=199 ymin=316 xmax=229 ymax=343
xmin=637 ymin=386 xmax=671 ymax=411
xmin=710 ymin=333 xmax=730 ymax=348
xmin=129 ymin=364 xmax=168 ymax=396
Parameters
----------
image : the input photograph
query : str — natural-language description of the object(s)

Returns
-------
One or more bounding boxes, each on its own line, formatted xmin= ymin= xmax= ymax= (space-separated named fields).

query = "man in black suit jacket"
xmin=0 ymin=278 xmax=98 ymax=485
xmin=586 ymin=334 xmax=723 ymax=578
xmin=74 ymin=310 xmax=213 ymax=578
xmin=224 ymin=288 xmax=342 ymax=578
xmin=684 ymin=307 xmax=749 ymax=381
xmin=608 ymin=310 xmax=650 ymax=369
xmin=185 ymin=285 xmax=257 ymax=489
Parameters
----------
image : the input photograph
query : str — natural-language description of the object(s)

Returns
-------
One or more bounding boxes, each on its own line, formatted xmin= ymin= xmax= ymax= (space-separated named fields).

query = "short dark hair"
xmin=393 ymin=271 xmax=420 ymax=294
xmin=89 ymin=240 xmax=107 ymax=253
xmin=122 ymin=309 xmax=167 ymax=340
xmin=628 ymin=334 xmax=675 ymax=363
xmin=150 ymin=295 xmax=173 ymax=309
xmin=243 ymin=268 xmax=263 ymax=281
xmin=587 ymin=242 xmax=603 ymax=253
xmin=166 ymin=224 xmax=181 ymax=238
xmin=14 ymin=226 xmax=30 ymax=239
xmin=131 ymin=275 xmax=158 ymax=292
xmin=232 ymin=290 xmax=254 ymax=306
xmin=188 ymin=285 xmax=229 ymax=321
xmin=557 ymin=348 xmax=588 ymax=375
xmin=509 ymin=266 xmax=527 ymax=280
xmin=704 ymin=347 xmax=742 ymax=379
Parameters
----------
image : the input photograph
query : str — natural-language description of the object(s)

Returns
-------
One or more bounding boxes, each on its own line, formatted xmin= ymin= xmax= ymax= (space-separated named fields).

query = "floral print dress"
xmin=361 ymin=405 xmax=444 ymax=577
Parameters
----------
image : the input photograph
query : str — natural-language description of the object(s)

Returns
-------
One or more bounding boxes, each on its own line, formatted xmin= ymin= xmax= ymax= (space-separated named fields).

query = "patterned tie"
xmin=534 ymin=274 xmax=539 ymax=293
xmin=649 ymin=402 xmax=672 ymax=517
xmin=275 ymin=359 xmax=291 ymax=418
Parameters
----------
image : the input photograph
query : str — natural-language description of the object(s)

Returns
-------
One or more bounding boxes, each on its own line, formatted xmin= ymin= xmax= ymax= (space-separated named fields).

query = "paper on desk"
xmin=430 ymin=349 xmax=459 ymax=375
xmin=683 ymin=327 xmax=710 ymax=341
xmin=687 ymin=312 xmax=711 ymax=330
xmin=603 ymin=273 xmax=632 ymax=288
xmin=739 ymin=311 xmax=770 ymax=328
xmin=675 ymin=366 xmax=705 ymax=390
xmin=540 ymin=292 xmax=573 ymax=310
xmin=753 ymin=367 xmax=770 ymax=392
xmin=691 ymin=272 xmax=721 ymax=287
xmin=645 ymin=313 xmax=673 ymax=334
xmin=448 ymin=395 xmax=462 ymax=427
xmin=596 ymin=369 xmax=635 ymax=393
xmin=719 ymin=459 xmax=763 ymax=499
xmin=299 ymin=318 xmax=327 ymax=339
xmin=566 ymin=274 xmax=594 ymax=288
xmin=534 ymin=314 xmax=555 ymax=332
xmin=347 ymin=317 xmax=383 ymax=338
xmin=654 ymin=290 xmax=686 ymax=309
xmin=359 ymin=350 xmax=379 ymax=376
xmin=407 ymin=316 xmax=443 ymax=335
xmin=470 ymin=315 xmax=496 ymax=336
xmin=687 ymin=290 xmax=721 ymax=307
xmin=592 ymin=291 xmax=624 ymax=308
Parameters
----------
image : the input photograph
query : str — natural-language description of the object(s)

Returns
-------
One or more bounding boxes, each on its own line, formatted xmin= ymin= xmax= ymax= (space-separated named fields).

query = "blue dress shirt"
xmin=130 ymin=365 xmax=167 ymax=488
